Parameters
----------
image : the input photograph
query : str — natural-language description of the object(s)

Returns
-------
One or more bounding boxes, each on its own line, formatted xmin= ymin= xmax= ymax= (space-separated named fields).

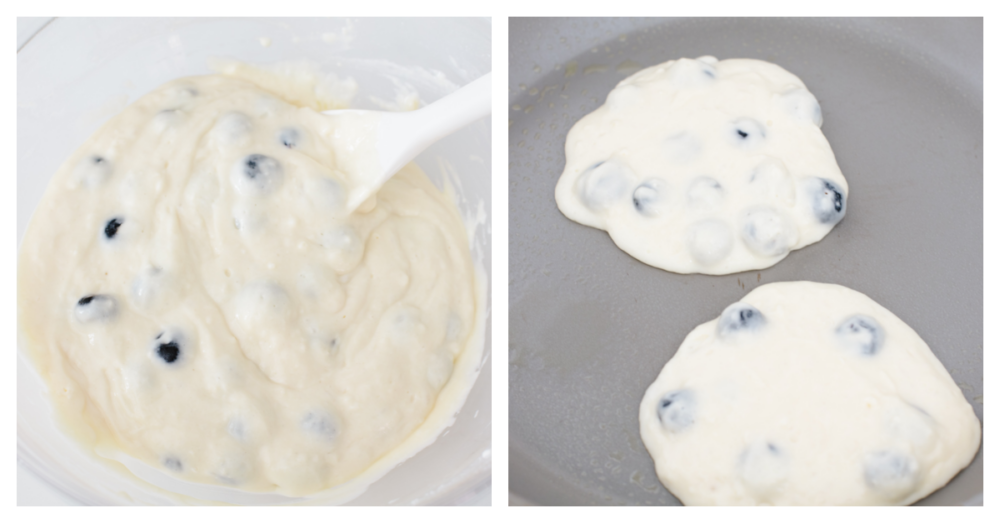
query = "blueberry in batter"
xmin=809 ymin=177 xmax=847 ymax=225
xmin=836 ymin=314 xmax=885 ymax=356
xmin=632 ymin=179 xmax=667 ymax=216
xmin=163 ymin=456 xmax=183 ymax=471
xmin=74 ymin=294 xmax=117 ymax=323
xmin=104 ymin=217 xmax=123 ymax=239
xmin=716 ymin=302 xmax=765 ymax=337
xmin=74 ymin=155 xmax=113 ymax=188
xmin=301 ymin=411 xmax=338 ymax=441
xmin=232 ymin=154 xmax=284 ymax=195
xmin=657 ymin=390 xmax=695 ymax=432
xmin=740 ymin=207 xmax=797 ymax=257
xmin=278 ymin=127 xmax=300 ymax=149
xmin=864 ymin=451 xmax=918 ymax=493
xmin=578 ymin=161 xmax=629 ymax=211
xmin=729 ymin=118 xmax=766 ymax=149
xmin=153 ymin=331 xmax=183 ymax=364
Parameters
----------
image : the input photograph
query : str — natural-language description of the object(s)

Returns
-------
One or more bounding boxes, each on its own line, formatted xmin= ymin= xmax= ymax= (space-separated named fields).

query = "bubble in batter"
xmin=556 ymin=57 xmax=850 ymax=274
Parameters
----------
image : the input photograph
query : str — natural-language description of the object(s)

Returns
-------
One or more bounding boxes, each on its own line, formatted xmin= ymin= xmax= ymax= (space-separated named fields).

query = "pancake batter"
xmin=639 ymin=281 xmax=981 ymax=505
xmin=18 ymin=71 xmax=482 ymax=497
xmin=555 ymin=56 xmax=848 ymax=274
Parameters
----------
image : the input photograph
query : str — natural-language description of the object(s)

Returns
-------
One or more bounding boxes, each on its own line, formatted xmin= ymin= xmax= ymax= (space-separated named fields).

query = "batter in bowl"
xmin=639 ymin=281 xmax=981 ymax=505
xmin=555 ymin=56 xmax=847 ymax=274
xmin=18 ymin=69 xmax=483 ymax=498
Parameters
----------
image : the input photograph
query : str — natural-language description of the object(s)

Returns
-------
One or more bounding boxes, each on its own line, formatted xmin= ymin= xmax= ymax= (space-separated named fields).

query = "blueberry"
xmin=668 ymin=58 xmax=717 ymax=88
xmin=686 ymin=176 xmax=724 ymax=209
xmin=740 ymin=207 xmax=796 ymax=257
xmin=163 ymin=456 xmax=183 ymax=471
xmin=73 ymin=155 xmax=113 ymax=188
xmin=632 ymin=179 xmax=668 ymax=216
xmin=738 ymin=441 xmax=789 ymax=492
xmin=152 ymin=331 xmax=184 ymax=364
xmin=301 ymin=411 xmax=338 ymax=441
xmin=864 ymin=451 xmax=918 ymax=493
xmin=695 ymin=57 xmax=718 ymax=79
xmin=74 ymin=294 xmax=117 ymax=323
xmin=729 ymin=118 xmax=766 ymax=148
xmin=656 ymin=390 xmax=695 ymax=432
xmin=717 ymin=302 xmax=766 ymax=337
xmin=806 ymin=177 xmax=847 ymax=225
xmin=213 ymin=455 xmax=252 ymax=485
xmin=835 ymin=315 xmax=885 ymax=356
xmin=576 ymin=160 xmax=630 ymax=211
xmin=231 ymin=154 xmax=284 ymax=195
xmin=687 ymin=219 xmax=734 ymax=266
xmin=210 ymin=112 xmax=253 ymax=146
xmin=278 ymin=128 xmax=301 ymax=149
xmin=780 ymin=88 xmax=823 ymax=126
xmin=104 ymin=217 xmax=123 ymax=239
xmin=227 ymin=419 xmax=246 ymax=440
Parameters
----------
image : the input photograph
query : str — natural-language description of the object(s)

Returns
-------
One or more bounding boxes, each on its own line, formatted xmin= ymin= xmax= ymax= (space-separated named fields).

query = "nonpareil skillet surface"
xmin=508 ymin=17 xmax=982 ymax=506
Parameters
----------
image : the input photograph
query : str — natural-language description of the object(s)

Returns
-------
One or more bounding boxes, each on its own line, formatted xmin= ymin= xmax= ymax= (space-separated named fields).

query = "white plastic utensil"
xmin=323 ymin=72 xmax=491 ymax=213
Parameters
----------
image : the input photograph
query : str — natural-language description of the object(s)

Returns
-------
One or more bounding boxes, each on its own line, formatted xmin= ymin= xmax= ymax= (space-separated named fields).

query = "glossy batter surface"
xmin=18 ymin=73 xmax=480 ymax=497
xmin=555 ymin=57 xmax=848 ymax=274
xmin=639 ymin=282 xmax=980 ymax=505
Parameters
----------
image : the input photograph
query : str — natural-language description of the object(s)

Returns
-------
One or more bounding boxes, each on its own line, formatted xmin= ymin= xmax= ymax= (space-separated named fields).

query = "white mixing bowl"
xmin=17 ymin=17 xmax=491 ymax=506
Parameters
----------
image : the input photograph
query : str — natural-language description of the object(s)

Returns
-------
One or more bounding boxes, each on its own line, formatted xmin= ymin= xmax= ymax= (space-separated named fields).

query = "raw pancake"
xmin=638 ymin=281 xmax=980 ymax=505
xmin=18 ymin=73 xmax=481 ymax=497
xmin=555 ymin=56 xmax=848 ymax=274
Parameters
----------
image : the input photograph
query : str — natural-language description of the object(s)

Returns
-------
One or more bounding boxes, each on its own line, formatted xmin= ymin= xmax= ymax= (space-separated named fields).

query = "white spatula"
xmin=323 ymin=72 xmax=491 ymax=213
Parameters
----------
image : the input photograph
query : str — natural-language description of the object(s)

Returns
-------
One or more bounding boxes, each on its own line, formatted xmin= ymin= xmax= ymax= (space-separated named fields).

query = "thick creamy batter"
xmin=18 ymin=71 xmax=482 ymax=497
xmin=639 ymin=282 xmax=981 ymax=505
xmin=555 ymin=57 xmax=848 ymax=274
